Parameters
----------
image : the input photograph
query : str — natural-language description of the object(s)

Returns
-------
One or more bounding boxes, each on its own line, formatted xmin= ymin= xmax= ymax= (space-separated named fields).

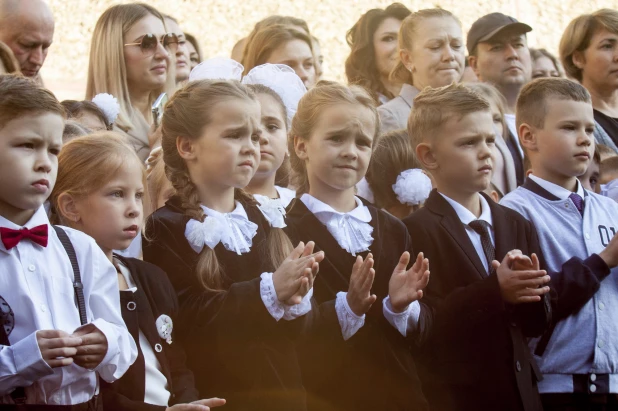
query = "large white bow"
xmin=184 ymin=204 xmax=258 ymax=255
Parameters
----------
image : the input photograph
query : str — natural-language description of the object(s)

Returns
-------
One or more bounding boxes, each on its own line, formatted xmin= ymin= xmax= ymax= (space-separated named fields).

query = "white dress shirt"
xmin=529 ymin=174 xmax=585 ymax=200
xmin=116 ymin=260 xmax=170 ymax=406
xmin=0 ymin=206 xmax=137 ymax=405
xmin=275 ymin=186 xmax=296 ymax=208
xmin=440 ymin=193 xmax=495 ymax=272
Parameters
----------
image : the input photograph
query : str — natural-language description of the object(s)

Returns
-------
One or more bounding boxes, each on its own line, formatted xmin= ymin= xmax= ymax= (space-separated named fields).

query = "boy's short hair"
xmin=0 ymin=74 xmax=65 ymax=128
xmin=408 ymin=83 xmax=490 ymax=148
xmin=516 ymin=77 xmax=591 ymax=129
xmin=596 ymin=143 xmax=617 ymax=161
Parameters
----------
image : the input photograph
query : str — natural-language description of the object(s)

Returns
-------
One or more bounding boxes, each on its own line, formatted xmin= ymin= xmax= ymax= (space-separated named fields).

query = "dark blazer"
xmin=505 ymin=128 xmax=525 ymax=186
xmin=403 ymin=190 xmax=551 ymax=411
xmin=284 ymin=198 xmax=429 ymax=411
xmin=101 ymin=256 xmax=199 ymax=411
xmin=143 ymin=196 xmax=306 ymax=411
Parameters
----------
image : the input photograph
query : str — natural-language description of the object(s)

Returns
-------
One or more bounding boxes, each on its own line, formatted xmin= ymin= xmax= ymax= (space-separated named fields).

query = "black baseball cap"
xmin=467 ymin=13 xmax=532 ymax=54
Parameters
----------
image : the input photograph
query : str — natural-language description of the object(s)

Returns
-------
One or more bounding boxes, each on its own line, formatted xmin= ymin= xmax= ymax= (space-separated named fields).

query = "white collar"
xmin=439 ymin=192 xmax=493 ymax=228
xmin=253 ymin=193 xmax=287 ymax=228
xmin=275 ymin=186 xmax=296 ymax=208
xmin=300 ymin=193 xmax=373 ymax=256
xmin=529 ymin=174 xmax=585 ymax=200
xmin=184 ymin=201 xmax=258 ymax=255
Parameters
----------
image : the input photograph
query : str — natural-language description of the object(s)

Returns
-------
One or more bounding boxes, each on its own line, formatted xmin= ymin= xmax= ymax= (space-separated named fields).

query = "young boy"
xmin=501 ymin=77 xmax=618 ymax=411
xmin=0 ymin=75 xmax=136 ymax=408
xmin=403 ymin=83 xmax=552 ymax=411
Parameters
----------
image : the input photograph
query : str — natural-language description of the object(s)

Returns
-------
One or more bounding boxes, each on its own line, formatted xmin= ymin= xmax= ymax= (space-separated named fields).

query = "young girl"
xmin=50 ymin=132 xmax=225 ymax=411
xmin=285 ymin=81 xmax=430 ymax=410
xmin=143 ymin=79 xmax=324 ymax=410
xmin=242 ymin=63 xmax=306 ymax=208
xmin=365 ymin=129 xmax=432 ymax=219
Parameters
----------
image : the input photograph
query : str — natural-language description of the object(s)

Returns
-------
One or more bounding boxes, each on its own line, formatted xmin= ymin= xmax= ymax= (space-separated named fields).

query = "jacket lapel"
xmin=425 ymin=190 xmax=487 ymax=280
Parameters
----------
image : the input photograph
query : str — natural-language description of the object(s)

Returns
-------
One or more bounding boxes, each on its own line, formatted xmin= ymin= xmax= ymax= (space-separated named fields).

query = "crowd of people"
xmin=0 ymin=0 xmax=618 ymax=410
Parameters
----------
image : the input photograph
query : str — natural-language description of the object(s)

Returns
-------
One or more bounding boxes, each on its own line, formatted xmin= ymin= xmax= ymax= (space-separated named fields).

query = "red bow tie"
xmin=0 ymin=225 xmax=48 ymax=250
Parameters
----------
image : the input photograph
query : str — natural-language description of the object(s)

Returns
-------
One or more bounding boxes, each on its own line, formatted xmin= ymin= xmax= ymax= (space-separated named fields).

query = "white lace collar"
xmin=253 ymin=186 xmax=296 ymax=229
xmin=184 ymin=201 xmax=258 ymax=255
xmin=300 ymin=193 xmax=373 ymax=256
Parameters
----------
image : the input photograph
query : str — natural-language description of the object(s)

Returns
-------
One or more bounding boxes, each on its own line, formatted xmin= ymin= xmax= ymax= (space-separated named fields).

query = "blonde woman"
xmin=86 ymin=3 xmax=177 ymax=162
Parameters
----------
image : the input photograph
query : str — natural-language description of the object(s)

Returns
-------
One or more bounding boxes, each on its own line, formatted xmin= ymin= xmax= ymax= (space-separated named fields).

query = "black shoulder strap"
xmin=53 ymin=226 xmax=88 ymax=326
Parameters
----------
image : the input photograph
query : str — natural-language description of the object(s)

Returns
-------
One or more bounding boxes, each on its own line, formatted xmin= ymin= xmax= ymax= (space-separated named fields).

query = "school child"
xmin=403 ymin=83 xmax=552 ymax=411
xmin=0 ymin=74 xmax=136 ymax=408
xmin=143 ymin=79 xmax=324 ymax=411
xmin=501 ymin=77 xmax=618 ymax=411
xmin=50 ymin=132 xmax=226 ymax=411
xmin=242 ymin=63 xmax=305 ymax=208
xmin=285 ymin=81 xmax=430 ymax=411
xmin=365 ymin=129 xmax=432 ymax=219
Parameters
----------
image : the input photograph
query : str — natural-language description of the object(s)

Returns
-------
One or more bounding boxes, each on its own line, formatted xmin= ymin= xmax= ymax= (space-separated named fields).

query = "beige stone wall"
xmin=42 ymin=0 xmax=618 ymax=100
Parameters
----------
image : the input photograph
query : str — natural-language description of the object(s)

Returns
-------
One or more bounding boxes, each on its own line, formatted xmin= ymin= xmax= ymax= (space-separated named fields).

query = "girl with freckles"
xmin=143 ymin=79 xmax=324 ymax=411
xmin=284 ymin=81 xmax=430 ymax=411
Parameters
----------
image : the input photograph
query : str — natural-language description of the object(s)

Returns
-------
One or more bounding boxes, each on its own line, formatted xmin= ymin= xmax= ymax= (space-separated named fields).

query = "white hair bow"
xmin=392 ymin=169 xmax=432 ymax=206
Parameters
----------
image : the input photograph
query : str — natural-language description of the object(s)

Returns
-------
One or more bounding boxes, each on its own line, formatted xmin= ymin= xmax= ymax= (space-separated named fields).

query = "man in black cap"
xmin=468 ymin=13 xmax=533 ymax=186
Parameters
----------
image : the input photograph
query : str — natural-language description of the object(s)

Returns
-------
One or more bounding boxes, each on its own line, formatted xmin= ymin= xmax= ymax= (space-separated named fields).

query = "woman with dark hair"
xmin=184 ymin=33 xmax=202 ymax=70
xmin=345 ymin=3 xmax=411 ymax=105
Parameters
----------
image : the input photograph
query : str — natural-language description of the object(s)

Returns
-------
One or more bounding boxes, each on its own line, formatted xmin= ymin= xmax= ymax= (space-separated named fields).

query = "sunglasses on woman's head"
xmin=124 ymin=33 xmax=179 ymax=55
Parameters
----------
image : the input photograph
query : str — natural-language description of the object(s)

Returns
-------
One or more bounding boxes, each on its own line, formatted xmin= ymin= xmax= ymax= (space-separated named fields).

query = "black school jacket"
xmin=143 ymin=196 xmax=306 ymax=411
xmin=101 ymin=256 xmax=199 ymax=410
xmin=284 ymin=198 xmax=429 ymax=411
xmin=403 ymin=190 xmax=551 ymax=411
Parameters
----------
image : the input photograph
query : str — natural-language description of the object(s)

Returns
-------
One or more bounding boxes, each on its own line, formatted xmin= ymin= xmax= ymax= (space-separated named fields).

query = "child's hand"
xmin=388 ymin=252 xmax=430 ymax=313
xmin=273 ymin=241 xmax=324 ymax=304
xmin=510 ymin=252 xmax=540 ymax=272
xmin=70 ymin=323 xmax=108 ymax=370
xmin=284 ymin=251 xmax=320 ymax=306
xmin=36 ymin=330 xmax=83 ymax=368
xmin=167 ymin=398 xmax=226 ymax=411
xmin=346 ymin=254 xmax=377 ymax=316
xmin=494 ymin=251 xmax=550 ymax=304
xmin=599 ymin=231 xmax=618 ymax=268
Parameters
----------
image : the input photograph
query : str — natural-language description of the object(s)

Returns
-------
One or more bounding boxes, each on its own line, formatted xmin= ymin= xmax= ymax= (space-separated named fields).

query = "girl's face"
xmin=487 ymin=99 xmax=504 ymax=139
xmin=296 ymin=102 xmax=376 ymax=194
xmin=373 ymin=17 xmax=402 ymax=79
xmin=74 ymin=159 xmax=144 ymax=254
xmin=267 ymin=39 xmax=316 ymax=88
xmin=254 ymin=93 xmax=288 ymax=178
xmin=402 ymin=16 xmax=465 ymax=90
xmin=123 ymin=15 xmax=171 ymax=93
xmin=183 ymin=98 xmax=261 ymax=191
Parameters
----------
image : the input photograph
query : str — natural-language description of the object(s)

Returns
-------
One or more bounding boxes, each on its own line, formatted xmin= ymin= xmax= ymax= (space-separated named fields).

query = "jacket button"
xmin=127 ymin=301 xmax=137 ymax=311
xmin=155 ymin=343 xmax=163 ymax=353
xmin=516 ymin=361 xmax=522 ymax=372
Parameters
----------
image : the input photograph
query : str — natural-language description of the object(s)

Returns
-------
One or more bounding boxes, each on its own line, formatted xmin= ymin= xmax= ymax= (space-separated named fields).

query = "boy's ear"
xmin=56 ymin=193 xmax=81 ymax=224
xmin=177 ymin=135 xmax=196 ymax=161
xmin=416 ymin=142 xmax=438 ymax=171
xmin=294 ymin=135 xmax=308 ymax=160
xmin=519 ymin=122 xmax=538 ymax=152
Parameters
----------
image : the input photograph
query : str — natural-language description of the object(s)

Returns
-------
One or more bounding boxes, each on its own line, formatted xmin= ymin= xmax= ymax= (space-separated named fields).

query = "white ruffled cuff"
xmin=260 ymin=272 xmax=286 ymax=321
xmin=283 ymin=288 xmax=313 ymax=320
xmin=335 ymin=292 xmax=365 ymax=341
xmin=382 ymin=297 xmax=421 ymax=337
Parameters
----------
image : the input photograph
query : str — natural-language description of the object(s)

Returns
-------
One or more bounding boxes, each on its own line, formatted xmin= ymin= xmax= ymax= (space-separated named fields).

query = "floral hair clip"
xmin=92 ymin=93 xmax=120 ymax=126
xmin=188 ymin=57 xmax=244 ymax=82
xmin=392 ymin=169 xmax=432 ymax=206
